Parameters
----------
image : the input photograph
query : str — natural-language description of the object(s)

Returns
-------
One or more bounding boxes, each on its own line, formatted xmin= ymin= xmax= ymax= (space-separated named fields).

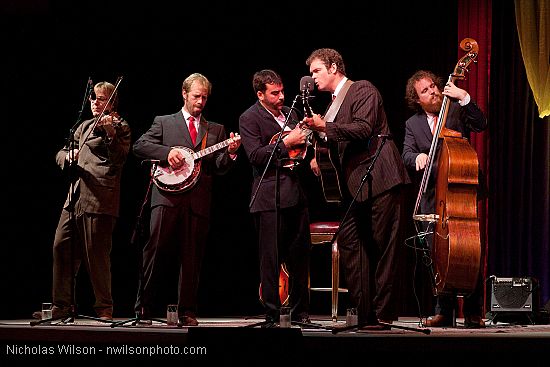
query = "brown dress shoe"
xmin=424 ymin=314 xmax=452 ymax=327
xmin=96 ymin=307 xmax=113 ymax=321
xmin=32 ymin=306 xmax=71 ymax=320
xmin=464 ymin=315 xmax=486 ymax=328
xmin=177 ymin=315 xmax=199 ymax=327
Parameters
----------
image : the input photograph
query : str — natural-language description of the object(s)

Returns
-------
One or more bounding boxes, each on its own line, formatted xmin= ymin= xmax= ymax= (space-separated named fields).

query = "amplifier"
xmin=490 ymin=276 xmax=538 ymax=312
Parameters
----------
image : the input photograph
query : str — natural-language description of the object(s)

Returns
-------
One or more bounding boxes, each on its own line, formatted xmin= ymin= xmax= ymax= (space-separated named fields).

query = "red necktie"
xmin=431 ymin=115 xmax=438 ymax=135
xmin=188 ymin=116 xmax=197 ymax=145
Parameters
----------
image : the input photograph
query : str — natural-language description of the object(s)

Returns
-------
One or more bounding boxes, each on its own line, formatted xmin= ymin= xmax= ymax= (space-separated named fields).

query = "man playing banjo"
xmin=132 ymin=72 xmax=240 ymax=326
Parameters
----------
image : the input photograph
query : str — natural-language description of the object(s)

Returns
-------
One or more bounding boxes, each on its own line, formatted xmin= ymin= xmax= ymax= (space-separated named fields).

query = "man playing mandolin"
xmin=133 ymin=73 xmax=240 ymax=326
xmin=239 ymin=69 xmax=312 ymax=327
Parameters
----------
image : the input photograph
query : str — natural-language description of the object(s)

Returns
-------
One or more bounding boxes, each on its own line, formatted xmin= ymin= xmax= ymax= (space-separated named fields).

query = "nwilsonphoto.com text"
xmin=4 ymin=344 xmax=207 ymax=357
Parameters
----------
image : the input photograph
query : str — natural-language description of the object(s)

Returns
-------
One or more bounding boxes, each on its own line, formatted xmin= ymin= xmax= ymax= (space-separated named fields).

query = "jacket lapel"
xmin=196 ymin=117 xmax=208 ymax=147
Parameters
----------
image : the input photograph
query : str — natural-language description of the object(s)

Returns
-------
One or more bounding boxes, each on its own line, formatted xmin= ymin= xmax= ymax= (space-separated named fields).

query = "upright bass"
xmin=414 ymin=38 xmax=481 ymax=296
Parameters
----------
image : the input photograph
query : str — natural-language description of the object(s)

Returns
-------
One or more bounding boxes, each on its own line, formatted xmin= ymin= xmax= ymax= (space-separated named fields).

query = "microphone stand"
xmin=32 ymin=78 xmax=113 ymax=326
xmin=327 ymin=135 xmax=430 ymax=335
xmin=111 ymin=161 xmax=168 ymax=327
xmin=246 ymin=95 xmax=300 ymax=328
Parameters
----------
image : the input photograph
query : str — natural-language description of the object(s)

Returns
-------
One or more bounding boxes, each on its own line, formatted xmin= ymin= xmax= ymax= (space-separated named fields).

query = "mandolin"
xmin=259 ymin=263 xmax=289 ymax=306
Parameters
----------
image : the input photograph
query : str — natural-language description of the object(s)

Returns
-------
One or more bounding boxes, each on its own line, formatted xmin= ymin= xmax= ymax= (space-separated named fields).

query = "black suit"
xmin=239 ymin=102 xmax=311 ymax=322
xmin=133 ymin=110 xmax=235 ymax=318
xmin=402 ymin=100 xmax=487 ymax=319
xmin=325 ymin=80 xmax=410 ymax=324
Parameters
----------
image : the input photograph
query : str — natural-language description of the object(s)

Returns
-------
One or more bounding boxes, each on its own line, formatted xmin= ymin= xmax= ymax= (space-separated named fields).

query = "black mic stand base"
xmin=110 ymin=312 xmax=167 ymax=328
xmin=30 ymin=309 xmax=115 ymax=326
xmin=291 ymin=320 xmax=329 ymax=329
xmin=244 ymin=320 xmax=332 ymax=330
xmin=331 ymin=321 xmax=430 ymax=334
xmin=243 ymin=319 xmax=276 ymax=328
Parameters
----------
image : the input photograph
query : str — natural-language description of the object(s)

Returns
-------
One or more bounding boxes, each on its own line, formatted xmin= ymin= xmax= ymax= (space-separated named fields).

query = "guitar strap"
xmin=195 ymin=123 xmax=208 ymax=172
xmin=199 ymin=125 xmax=208 ymax=151
xmin=323 ymin=79 xmax=354 ymax=122
xmin=314 ymin=79 xmax=353 ymax=202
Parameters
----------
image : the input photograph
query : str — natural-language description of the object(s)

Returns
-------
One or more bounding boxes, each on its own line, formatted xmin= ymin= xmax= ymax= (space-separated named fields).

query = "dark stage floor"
xmin=1 ymin=315 xmax=549 ymax=364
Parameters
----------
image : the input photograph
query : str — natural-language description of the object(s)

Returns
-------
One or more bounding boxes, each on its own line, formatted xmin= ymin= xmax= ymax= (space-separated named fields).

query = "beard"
xmin=424 ymin=93 xmax=443 ymax=115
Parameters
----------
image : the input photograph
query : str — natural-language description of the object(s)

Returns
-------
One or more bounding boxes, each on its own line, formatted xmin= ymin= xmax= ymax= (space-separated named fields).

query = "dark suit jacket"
xmin=324 ymin=80 xmax=410 ymax=201
xmin=133 ymin=110 xmax=234 ymax=218
xmin=239 ymin=102 xmax=307 ymax=213
xmin=402 ymin=101 xmax=487 ymax=211
xmin=56 ymin=117 xmax=131 ymax=217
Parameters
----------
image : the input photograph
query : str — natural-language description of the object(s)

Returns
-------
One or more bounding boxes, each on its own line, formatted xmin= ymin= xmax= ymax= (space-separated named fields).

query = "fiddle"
xmin=81 ymin=76 xmax=124 ymax=144
xmin=94 ymin=110 xmax=124 ymax=138
xmin=97 ymin=110 xmax=124 ymax=127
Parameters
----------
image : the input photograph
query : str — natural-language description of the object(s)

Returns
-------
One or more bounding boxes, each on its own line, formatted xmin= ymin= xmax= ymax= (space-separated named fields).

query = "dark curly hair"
xmin=306 ymin=48 xmax=346 ymax=76
xmin=405 ymin=70 xmax=444 ymax=113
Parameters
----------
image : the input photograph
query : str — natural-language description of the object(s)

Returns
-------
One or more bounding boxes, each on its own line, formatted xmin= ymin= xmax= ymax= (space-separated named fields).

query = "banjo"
xmin=153 ymin=134 xmax=240 ymax=193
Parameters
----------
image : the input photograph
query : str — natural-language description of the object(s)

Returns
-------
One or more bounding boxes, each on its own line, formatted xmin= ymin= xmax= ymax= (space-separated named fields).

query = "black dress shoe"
xmin=424 ymin=314 xmax=452 ymax=327
xmin=464 ymin=315 xmax=486 ymax=328
xmin=177 ymin=315 xmax=199 ymax=327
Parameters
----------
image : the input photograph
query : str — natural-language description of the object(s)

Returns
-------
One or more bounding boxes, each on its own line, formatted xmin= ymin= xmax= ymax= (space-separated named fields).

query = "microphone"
xmin=300 ymin=76 xmax=315 ymax=93
xmin=377 ymin=134 xmax=393 ymax=140
xmin=299 ymin=76 xmax=315 ymax=118
xmin=87 ymin=77 xmax=94 ymax=96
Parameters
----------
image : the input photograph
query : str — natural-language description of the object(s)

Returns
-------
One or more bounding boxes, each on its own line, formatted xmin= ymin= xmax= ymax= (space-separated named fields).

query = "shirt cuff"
xmin=459 ymin=93 xmax=471 ymax=106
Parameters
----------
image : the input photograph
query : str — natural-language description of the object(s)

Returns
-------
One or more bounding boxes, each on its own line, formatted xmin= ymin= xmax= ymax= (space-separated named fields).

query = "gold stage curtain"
xmin=515 ymin=0 xmax=550 ymax=118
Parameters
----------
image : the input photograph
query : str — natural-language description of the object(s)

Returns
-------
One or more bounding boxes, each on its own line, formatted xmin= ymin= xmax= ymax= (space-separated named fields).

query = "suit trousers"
xmin=338 ymin=185 xmax=406 ymax=324
xmin=136 ymin=204 xmax=208 ymax=318
xmin=254 ymin=205 xmax=310 ymax=320
xmin=52 ymin=208 xmax=116 ymax=312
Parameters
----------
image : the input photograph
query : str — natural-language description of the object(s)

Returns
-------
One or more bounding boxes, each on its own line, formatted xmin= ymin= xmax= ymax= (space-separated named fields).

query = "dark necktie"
xmin=188 ymin=116 xmax=197 ymax=145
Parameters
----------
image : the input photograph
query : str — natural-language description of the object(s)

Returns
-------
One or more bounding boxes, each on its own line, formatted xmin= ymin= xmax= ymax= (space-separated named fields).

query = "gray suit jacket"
xmin=56 ymin=117 xmax=131 ymax=217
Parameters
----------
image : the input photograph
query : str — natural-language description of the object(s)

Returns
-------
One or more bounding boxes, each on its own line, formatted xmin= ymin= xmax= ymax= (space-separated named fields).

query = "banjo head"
xmin=153 ymin=146 xmax=198 ymax=192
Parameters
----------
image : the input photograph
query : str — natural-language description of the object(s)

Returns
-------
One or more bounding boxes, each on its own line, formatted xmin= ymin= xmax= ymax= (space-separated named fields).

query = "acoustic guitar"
xmin=304 ymin=92 xmax=342 ymax=203
xmin=314 ymin=138 xmax=342 ymax=203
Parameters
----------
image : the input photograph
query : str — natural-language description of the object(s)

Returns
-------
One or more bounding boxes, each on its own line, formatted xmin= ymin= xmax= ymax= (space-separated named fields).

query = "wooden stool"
xmin=309 ymin=221 xmax=347 ymax=322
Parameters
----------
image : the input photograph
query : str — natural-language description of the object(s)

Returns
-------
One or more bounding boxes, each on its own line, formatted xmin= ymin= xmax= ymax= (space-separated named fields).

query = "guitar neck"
xmin=193 ymin=138 xmax=232 ymax=159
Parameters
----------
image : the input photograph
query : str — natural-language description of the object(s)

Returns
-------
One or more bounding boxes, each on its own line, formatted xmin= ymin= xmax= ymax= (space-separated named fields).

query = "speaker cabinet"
xmin=490 ymin=276 xmax=538 ymax=312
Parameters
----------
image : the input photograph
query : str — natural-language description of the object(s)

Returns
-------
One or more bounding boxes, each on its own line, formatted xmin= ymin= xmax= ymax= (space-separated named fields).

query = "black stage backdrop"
xmin=2 ymin=1 xmax=546 ymax=320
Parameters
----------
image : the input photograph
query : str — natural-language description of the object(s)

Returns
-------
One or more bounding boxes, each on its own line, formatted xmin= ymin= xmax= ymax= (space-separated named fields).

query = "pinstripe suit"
xmin=133 ymin=110 xmax=235 ymax=318
xmin=324 ymin=80 xmax=410 ymax=324
xmin=52 ymin=116 xmax=131 ymax=316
